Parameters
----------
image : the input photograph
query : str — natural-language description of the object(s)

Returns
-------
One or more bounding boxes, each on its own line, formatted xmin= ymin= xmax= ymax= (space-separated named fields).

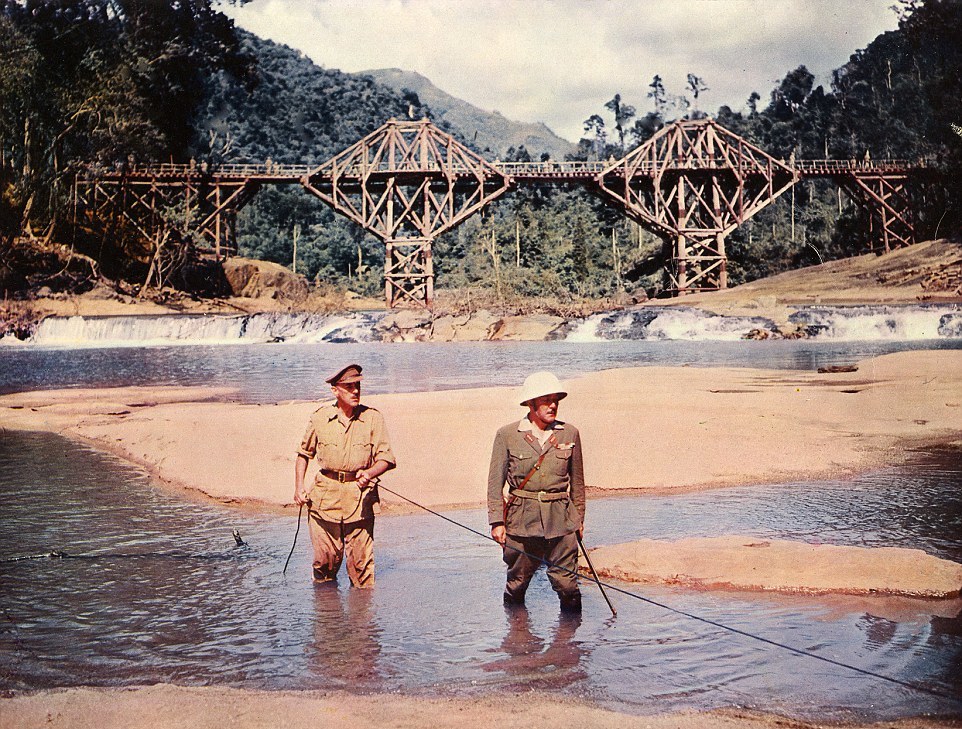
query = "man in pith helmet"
xmin=487 ymin=371 xmax=586 ymax=612
xmin=294 ymin=363 xmax=395 ymax=587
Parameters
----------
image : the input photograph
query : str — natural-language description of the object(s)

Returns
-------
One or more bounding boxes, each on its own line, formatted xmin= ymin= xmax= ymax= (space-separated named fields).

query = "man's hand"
xmin=356 ymin=469 xmax=374 ymax=489
xmin=293 ymin=489 xmax=310 ymax=506
xmin=491 ymin=524 xmax=506 ymax=546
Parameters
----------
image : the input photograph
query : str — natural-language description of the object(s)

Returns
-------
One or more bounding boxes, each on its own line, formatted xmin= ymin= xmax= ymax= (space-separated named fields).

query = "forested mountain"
xmin=195 ymin=31 xmax=432 ymax=165
xmin=193 ymin=30 xmax=441 ymax=295
xmin=1 ymin=0 xmax=958 ymax=305
xmin=361 ymin=68 xmax=575 ymax=160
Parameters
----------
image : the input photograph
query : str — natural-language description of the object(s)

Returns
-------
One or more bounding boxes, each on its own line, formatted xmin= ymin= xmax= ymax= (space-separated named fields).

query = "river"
xmin=1 ymin=336 xmax=961 ymax=722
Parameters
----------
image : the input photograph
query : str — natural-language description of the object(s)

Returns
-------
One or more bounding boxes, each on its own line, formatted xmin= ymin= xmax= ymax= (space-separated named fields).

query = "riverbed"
xmin=1 ymin=338 xmax=961 ymax=725
xmin=1 ymin=430 xmax=960 ymax=722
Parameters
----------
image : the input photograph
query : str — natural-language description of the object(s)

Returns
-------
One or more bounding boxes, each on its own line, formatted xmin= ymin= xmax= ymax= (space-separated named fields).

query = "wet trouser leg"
xmin=308 ymin=515 xmax=375 ymax=588
xmin=545 ymin=532 xmax=581 ymax=610
xmin=503 ymin=532 xmax=580 ymax=608
xmin=503 ymin=534 xmax=541 ymax=603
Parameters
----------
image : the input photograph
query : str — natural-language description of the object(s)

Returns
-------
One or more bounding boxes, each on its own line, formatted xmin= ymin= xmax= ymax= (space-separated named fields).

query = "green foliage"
xmin=192 ymin=30 xmax=434 ymax=294
xmin=194 ymin=30 xmax=429 ymax=165
xmin=0 ymin=0 xmax=253 ymax=285
xmin=3 ymin=0 xmax=959 ymax=302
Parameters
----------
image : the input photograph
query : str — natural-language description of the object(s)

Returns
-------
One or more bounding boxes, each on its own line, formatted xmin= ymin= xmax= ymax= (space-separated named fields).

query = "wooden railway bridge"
xmin=73 ymin=117 xmax=934 ymax=307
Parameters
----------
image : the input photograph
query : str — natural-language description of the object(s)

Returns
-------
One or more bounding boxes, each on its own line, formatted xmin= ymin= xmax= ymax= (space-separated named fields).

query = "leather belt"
xmin=510 ymin=488 xmax=568 ymax=502
xmin=321 ymin=468 xmax=358 ymax=483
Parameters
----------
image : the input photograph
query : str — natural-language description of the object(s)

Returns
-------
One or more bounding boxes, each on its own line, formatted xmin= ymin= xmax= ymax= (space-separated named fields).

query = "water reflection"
xmin=309 ymin=586 xmax=383 ymax=687
xmin=3 ymin=339 xmax=961 ymax=401
xmin=480 ymin=607 xmax=587 ymax=689
xmin=0 ymin=430 xmax=960 ymax=722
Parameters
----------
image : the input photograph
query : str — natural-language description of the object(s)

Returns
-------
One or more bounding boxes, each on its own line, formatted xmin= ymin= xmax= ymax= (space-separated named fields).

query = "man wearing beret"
xmin=294 ymin=364 xmax=396 ymax=587
xmin=487 ymin=371 xmax=586 ymax=612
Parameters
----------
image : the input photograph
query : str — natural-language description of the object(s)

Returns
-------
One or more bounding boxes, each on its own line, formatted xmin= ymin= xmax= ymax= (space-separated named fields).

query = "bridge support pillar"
xmin=385 ymin=238 xmax=434 ymax=308
xmin=840 ymin=173 xmax=915 ymax=253
xmin=596 ymin=118 xmax=797 ymax=296
xmin=303 ymin=118 xmax=511 ymax=309
xmin=74 ymin=175 xmax=259 ymax=260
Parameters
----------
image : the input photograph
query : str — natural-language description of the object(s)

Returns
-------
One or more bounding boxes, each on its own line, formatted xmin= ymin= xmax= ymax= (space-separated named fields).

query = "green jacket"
xmin=487 ymin=419 xmax=586 ymax=539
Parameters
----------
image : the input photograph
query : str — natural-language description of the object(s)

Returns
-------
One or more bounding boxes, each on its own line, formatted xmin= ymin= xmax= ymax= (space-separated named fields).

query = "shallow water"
xmin=2 ymin=338 xmax=961 ymax=401
xmin=1 ymin=431 xmax=959 ymax=721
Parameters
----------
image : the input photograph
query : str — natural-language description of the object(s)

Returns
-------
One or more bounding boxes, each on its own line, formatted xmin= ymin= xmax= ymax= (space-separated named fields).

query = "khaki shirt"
xmin=298 ymin=403 xmax=396 ymax=523
xmin=487 ymin=418 xmax=585 ymax=539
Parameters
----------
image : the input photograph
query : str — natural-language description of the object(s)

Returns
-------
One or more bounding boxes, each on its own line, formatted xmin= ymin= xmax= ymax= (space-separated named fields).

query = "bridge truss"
xmin=73 ymin=118 xmax=934 ymax=307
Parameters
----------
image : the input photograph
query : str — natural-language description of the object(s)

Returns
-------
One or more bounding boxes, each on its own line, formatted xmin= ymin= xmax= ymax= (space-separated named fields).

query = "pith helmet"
xmin=518 ymin=371 xmax=567 ymax=406
xmin=326 ymin=363 xmax=363 ymax=385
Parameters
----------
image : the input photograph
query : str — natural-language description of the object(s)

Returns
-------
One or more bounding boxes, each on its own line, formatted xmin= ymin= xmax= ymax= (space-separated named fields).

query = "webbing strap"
xmin=502 ymin=433 xmax=559 ymax=523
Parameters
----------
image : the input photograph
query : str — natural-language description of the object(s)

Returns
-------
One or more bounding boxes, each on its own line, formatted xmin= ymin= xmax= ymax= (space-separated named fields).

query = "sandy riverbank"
xmin=1 ymin=685 xmax=960 ymax=729
xmin=2 ymin=350 xmax=961 ymax=514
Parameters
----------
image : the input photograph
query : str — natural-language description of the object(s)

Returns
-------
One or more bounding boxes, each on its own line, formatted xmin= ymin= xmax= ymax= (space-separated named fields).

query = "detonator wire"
xmin=373 ymin=481 xmax=960 ymax=704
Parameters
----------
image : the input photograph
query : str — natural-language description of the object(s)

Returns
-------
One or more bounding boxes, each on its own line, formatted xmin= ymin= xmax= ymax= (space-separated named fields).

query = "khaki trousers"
xmin=503 ymin=532 xmax=579 ymax=602
xmin=308 ymin=515 xmax=375 ymax=588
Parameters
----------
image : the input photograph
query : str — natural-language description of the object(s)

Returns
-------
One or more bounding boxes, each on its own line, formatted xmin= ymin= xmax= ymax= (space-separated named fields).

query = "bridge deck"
xmin=81 ymin=157 xmax=933 ymax=184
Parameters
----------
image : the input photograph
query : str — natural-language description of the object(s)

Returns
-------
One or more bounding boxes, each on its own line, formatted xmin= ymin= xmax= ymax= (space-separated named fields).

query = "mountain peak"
xmin=360 ymin=68 xmax=574 ymax=159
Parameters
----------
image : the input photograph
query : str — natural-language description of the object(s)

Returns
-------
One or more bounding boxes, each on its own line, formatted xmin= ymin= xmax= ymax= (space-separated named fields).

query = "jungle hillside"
xmin=1 ymin=0 xmax=960 ymax=311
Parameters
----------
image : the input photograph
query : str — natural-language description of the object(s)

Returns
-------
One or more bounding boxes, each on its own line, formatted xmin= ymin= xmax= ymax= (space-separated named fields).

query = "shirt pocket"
xmin=315 ymin=438 xmax=342 ymax=467
xmin=349 ymin=440 xmax=373 ymax=470
xmin=550 ymin=446 xmax=573 ymax=476
xmin=508 ymin=448 xmax=536 ymax=482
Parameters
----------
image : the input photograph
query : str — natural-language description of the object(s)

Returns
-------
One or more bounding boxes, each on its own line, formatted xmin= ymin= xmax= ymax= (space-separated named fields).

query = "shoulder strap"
xmin=502 ymin=432 xmax=559 ymax=523
xmin=517 ymin=433 xmax=558 ymax=491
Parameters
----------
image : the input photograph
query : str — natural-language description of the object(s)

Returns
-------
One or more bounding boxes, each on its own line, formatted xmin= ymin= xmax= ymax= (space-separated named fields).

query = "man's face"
xmin=332 ymin=381 xmax=361 ymax=410
xmin=528 ymin=393 xmax=560 ymax=427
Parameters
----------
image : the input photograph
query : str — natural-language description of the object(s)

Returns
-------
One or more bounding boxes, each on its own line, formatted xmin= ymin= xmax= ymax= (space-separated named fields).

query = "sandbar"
xmin=583 ymin=536 xmax=962 ymax=598
xmin=2 ymin=350 xmax=960 ymax=514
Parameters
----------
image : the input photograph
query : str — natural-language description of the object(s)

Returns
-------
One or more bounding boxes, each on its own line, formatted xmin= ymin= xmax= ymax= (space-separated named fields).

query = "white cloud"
xmin=223 ymin=0 xmax=898 ymax=142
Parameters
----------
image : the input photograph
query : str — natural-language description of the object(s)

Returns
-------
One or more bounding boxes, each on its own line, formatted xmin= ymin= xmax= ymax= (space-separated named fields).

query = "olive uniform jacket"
xmin=487 ymin=419 xmax=585 ymax=539
xmin=297 ymin=403 xmax=395 ymax=523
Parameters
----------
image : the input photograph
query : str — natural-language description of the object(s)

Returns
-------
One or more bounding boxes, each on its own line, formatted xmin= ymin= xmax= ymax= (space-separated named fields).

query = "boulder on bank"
xmin=489 ymin=314 xmax=566 ymax=340
xmin=583 ymin=536 xmax=962 ymax=598
xmin=374 ymin=308 xmax=434 ymax=342
xmin=431 ymin=310 xmax=502 ymax=341
xmin=222 ymin=258 xmax=309 ymax=301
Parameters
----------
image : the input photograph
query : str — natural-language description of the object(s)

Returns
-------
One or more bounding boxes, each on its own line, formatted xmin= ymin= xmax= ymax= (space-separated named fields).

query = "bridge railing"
xmin=76 ymin=156 xmax=937 ymax=182
xmin=493 ymin=161 xmax=608 ymax=176
xmin=794 ymin=158 xmax=934 ymax=175
xmin=78 ymin=162 xmax=316 ymax=179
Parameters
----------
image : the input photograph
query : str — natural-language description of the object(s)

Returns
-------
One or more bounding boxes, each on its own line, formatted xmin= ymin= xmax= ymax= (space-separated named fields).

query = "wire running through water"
xmin=3 ymin=485 xmax=958 ymax=703
xmin=1 ymin=541 xmax=250 ymax=563
xmin=374 ymin=482 xmax=961 ymax=703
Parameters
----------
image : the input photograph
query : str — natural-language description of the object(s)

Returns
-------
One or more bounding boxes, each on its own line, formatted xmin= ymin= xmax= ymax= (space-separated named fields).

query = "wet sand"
xmin=584 ymin=536 xmax=962 ymax=597
xmin=1 ymin=685 xmax=959 ymax=729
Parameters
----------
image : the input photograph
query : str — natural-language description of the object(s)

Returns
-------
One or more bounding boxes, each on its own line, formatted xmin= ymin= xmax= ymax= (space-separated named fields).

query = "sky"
xmin=222 ymin=0 xmax=901 ymax=143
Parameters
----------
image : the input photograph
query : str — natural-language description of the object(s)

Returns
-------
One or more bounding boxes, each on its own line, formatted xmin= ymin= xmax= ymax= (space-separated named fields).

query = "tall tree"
xmin=604 ymin=93 xmax=636 ymax=152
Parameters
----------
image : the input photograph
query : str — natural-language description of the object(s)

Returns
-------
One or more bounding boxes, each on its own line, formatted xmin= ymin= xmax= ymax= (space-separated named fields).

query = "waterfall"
xmin=4 ymin=304 xmax=961 ymax=346
xmin=789 ymin=305 xmax=962 ymax=341
xmin=559 ymin=304 xmax=962 ymax=342
xmin=15 ymin=312 xmax=386 ymax=347
xmin=559 ymin=307 xmax=777 ymax=342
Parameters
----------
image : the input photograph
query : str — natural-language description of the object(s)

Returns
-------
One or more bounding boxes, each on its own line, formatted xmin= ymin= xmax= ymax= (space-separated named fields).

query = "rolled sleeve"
xmin=297 ymin=420 xmax=318 ymax=459
xmin=371 ymin=411 xmax=396 ymax=466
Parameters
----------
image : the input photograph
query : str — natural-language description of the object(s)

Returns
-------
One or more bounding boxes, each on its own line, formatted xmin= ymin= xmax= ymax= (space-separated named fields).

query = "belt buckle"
xmin=338 ymin=471 xmax=348 ymax=483
xmin=538 ymin=490 xmax=546 ymax=502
